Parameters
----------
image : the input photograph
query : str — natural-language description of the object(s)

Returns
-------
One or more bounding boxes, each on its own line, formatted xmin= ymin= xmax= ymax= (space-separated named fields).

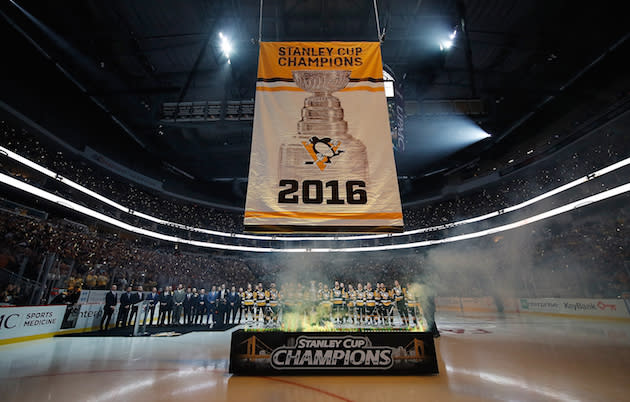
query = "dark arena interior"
xmin=1 ymin=0 xmax=629 ymax=400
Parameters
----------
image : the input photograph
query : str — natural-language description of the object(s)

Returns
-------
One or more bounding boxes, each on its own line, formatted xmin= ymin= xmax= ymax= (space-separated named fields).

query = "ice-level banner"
xmin=229 ymin=330 xmax=439 ymax=375
xmin=244 ymin=42 xmax=403 ymax=232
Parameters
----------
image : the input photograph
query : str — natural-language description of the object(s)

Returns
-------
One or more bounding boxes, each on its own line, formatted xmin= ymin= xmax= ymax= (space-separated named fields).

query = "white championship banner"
xmin=244 ymin=42 xmax=403 ymax=232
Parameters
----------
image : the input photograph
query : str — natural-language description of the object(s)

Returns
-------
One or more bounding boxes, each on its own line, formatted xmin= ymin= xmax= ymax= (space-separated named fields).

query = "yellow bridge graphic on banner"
xmin=393 ymin=339 xmax=427 ymax=361
xmin=238 ymin=336 xmax=272 ymax=360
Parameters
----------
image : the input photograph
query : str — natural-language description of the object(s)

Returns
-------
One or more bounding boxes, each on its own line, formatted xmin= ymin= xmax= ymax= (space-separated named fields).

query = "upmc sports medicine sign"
xmin=229 ymin=330 xmax=438 ymax=375
xmin=244 ymin=42 xmax=403 ymax=233
xmin=0 ymin=305 xmax=66 ymax=340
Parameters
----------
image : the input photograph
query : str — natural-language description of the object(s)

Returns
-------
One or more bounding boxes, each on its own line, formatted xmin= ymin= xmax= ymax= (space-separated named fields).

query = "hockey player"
xmin=364 ymin=282 xmax=377 ymax=325
xmin=267 ymin=283 xmax=280 ymax=326
xmin=406 ymin=285 xmax=420 ymax=328
xmin=355 ymin=283 xmax=365 ymax=324
xmin=373 ymin=283 xmax=382 ymax=325
xmin=340 ymin=282 xmax=348 ymax=324
xmin=380 ymin=284 xmax=394 ymax=326
xmin=346 ymin=284 xmax=356 ymax=324
xmin=243 ymin=284 xmax=255 ymax=322
xmin=254 ymin=283 xmax=267 ymax=324
xmin=393 ymin=280 xmax=409 ymax=327
xmin=331 ymin=281 xmax=344 ymax=324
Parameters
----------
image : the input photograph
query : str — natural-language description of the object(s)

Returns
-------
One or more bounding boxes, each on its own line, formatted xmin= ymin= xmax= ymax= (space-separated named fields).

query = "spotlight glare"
xmin=449 ymin=29 xmax=457 ymax=40
xmin=442 ymin=40 xmax=453 ymax=49
xmin=219 ymin=33 xmax=232 ymax=60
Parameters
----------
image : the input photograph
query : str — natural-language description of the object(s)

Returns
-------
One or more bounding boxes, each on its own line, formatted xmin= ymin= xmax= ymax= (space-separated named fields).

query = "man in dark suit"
xmin=172 ymin=284 xmax=186 ymax=325
xmin=227 ymin=286 xmax=241 ymax=324
xmin=190 ymin=288 xmax=200 ymax=324
xmin=145 ymin=287 xmax=159 ymax=326
xmin=158 ymin=286 xmax=173 ymax=326
xmin=206 ymin=286 xmax=218 ymax=327
xmin=218 ymin=283 xmax=228 ymax=301
xmin=183 ymin=287 xmax=194 ymax=325
xmin=217 ymin=291 xmax=229 ymax=328
xmin=127 ymin=285 xmax=145 ymax=326
xmin=195 ymin=288 xmax=206 ymax=325
xmin=218 ymin=284 xmax=229 ymax=325
xmin=116 ymin=286 xmax=133 ymax=328
xmin=100 ymin=285 xmax=117 ymax=331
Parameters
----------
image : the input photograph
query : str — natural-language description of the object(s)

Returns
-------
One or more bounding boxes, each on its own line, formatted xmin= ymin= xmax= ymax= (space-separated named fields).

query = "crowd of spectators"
xmin=0 ymin=283 xmax=25 ymax=305
xmin=1 ymin=102 xmax=629 ymax=303
xmin=0 ymin=210 xmax=262 ymax=304
xmin=1 ymin=190 xmax=628 ymax=305
xmin=531 ymin=194 xmax=630 ymax=298
xmin=3 ymin=108 xmax=629 ymax=240
xmin=0 ymin=120 xmax=244 ymax=232
xmin=403 ymin=115 xmax=630 ymax=228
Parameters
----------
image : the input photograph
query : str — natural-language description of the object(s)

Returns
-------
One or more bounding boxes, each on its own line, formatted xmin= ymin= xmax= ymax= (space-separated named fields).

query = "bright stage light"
xmin=221 ymin=40 xmax=232 ymax=57
xmin=219 ymin=32 xmax=232 ymax=61
xmin=440 ymin=28 xmax=457 ymax=51
xmin=467 ymin=125 xmax=491 ymax=140
xmin=425 ymin=115 xmax=491 ymax=149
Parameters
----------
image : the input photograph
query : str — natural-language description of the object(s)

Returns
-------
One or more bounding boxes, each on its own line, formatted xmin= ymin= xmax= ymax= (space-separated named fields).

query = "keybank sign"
xmin=518 ymin=298 xmax=630 ymax=318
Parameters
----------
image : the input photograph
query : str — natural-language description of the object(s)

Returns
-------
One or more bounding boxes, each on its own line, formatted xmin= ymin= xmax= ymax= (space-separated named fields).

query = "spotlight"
xmin=440 ymin=28 xmax=457 ymax=51
xmin=219 ymin=32 xmax=232 ymax=62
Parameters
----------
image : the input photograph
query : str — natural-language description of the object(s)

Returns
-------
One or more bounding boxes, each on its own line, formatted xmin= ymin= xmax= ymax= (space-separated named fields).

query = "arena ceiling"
xmin=1 ymin=1 xmax=628 ymax=201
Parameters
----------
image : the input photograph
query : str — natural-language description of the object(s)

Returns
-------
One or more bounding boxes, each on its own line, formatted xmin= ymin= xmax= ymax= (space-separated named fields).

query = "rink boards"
xmin=2 ymin=295 xmax=629 ymax=344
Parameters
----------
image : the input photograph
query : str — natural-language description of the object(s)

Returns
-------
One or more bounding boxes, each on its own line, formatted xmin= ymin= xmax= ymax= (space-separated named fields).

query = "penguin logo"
xmin=301 ymin=136 xmax=344 ymax=171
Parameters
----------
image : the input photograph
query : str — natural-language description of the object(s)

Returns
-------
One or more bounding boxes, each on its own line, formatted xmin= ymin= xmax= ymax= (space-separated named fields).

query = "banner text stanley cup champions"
xmin=244 ymin=42 xmax=403 ymax=232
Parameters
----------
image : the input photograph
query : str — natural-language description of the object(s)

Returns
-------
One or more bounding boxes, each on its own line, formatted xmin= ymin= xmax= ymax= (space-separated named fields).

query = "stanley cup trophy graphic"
xmin=279 ymin=70 xmax=368 ymax=181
